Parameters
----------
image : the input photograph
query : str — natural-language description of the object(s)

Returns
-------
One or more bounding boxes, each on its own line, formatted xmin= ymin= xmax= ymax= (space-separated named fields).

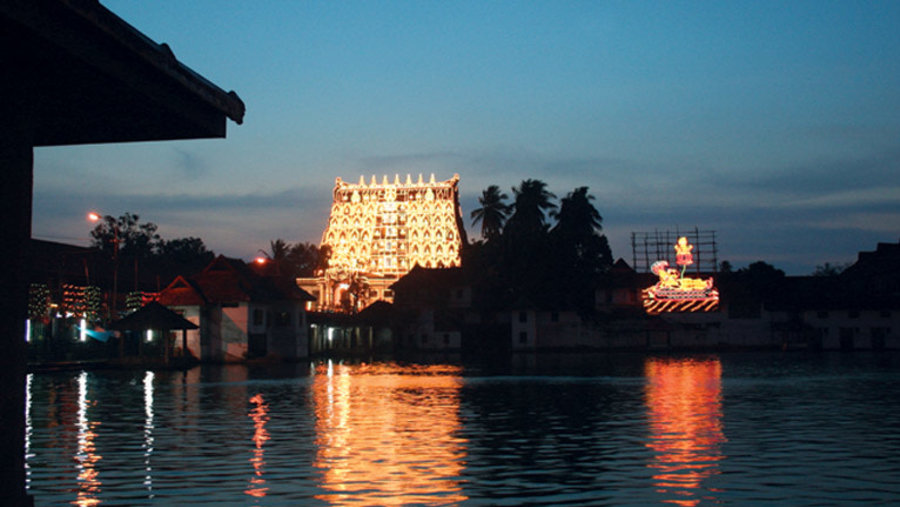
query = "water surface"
xmin=25 ymin=352 xmax=900 ymax=505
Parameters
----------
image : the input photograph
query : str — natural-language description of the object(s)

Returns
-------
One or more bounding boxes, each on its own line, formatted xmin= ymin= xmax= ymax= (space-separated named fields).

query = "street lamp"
xmin=87 ymin=212 xmax=119 ymax=319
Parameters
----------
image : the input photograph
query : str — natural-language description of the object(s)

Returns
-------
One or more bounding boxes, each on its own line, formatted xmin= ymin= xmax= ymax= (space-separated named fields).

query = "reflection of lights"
xmin=245 ymin=393 xmax=270 ymax=499
xmin=25 ymin=373 xmax=33 ymax=490
xmin=79 ymin=317 xmax=87 ymax=342
xmin=645 ymin=358 xmax=726 ymax=506
xmin=143 ymin=371 xmax=155 ymax=497
xmin=327 ymin=327 xmax=334 ymax=343
xmin=312 ymin=362 xmax=468 ymax=505
xmin=145 ymin=329 xmax=153 ymax=343
xmin=25 ymin=318 xmax=31 ymax=342
xmin=76 ymin=371 xmax=102 ymax=506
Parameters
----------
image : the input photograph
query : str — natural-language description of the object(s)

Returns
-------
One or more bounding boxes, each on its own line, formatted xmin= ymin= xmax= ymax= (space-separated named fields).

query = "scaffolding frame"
xmin=631 ymin=228 xmax=718 ymax=274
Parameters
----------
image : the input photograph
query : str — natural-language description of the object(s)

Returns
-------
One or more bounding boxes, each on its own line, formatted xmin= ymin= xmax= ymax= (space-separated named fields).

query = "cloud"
xmin=31 ymin=185 xmax=335 ymax=255
xmin=727 ymin=148 xmax=900 ymax=197
xmin=171 ymin=148 xmax=209 ymax=180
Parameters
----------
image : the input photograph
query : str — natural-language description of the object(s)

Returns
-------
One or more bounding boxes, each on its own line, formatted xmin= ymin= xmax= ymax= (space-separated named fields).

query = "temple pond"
xmin=25 ymin=352 xmax=900 ymax=505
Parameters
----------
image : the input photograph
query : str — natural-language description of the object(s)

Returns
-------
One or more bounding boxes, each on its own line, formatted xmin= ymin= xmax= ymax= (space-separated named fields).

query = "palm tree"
xmin=261 ymin=239 xmax=291 ymax=275
xmin=550 ymin=186 xmax=602 ymax=239
xmin=506 ymin=179 xmax=557 ymax=237
xmin=470 ymin=185 xmax=510 ymax=241
xmin=269 ymin=239 xmax=290 ymax=262
xmin=550 ymin=186 xmax=613 ymax=276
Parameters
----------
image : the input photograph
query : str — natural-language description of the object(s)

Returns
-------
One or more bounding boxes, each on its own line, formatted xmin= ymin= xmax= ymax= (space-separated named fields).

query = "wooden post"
xmin=163 ymin=329 xmax=170 ymax=366
xmin=182 ymin=329 xmax=188 ymax=368
xmin=0 ymin=109 xmax=35 ymax=506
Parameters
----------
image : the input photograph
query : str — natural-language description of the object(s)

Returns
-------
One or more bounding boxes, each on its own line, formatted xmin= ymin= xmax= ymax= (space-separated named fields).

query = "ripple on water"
xmin=23 ymin=355 xmax=900 ymax=505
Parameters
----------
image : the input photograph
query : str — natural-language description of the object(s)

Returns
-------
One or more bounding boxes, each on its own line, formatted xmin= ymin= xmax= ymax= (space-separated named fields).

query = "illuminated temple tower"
xmin=299 ymin=173 xmax=467 ymax=312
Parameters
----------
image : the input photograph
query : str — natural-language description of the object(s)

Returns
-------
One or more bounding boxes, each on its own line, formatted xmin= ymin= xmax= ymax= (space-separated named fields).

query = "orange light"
xmin=87 ymin=212 xmax=101 ymax=222
xmin=245 ymin=393 xmax=270 ymax=499
xmin=643 ymin=238 xmax=718 ymax=314
xmin=312 ymin=362 xmax=468 ymax=504
xmin=254 ymin=256 xmax=267 ymax=265
xmin=645 ymin=357 xmax=726 ymax=506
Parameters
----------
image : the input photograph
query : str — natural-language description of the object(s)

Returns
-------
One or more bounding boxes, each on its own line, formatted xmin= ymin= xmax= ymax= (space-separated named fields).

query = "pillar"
xmin=0 ymin=122 xmax=34 ymax=505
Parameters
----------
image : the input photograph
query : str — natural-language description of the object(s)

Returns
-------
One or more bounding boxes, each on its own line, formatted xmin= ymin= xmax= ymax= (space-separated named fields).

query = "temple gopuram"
xmin=298 ymin=173 xmax=467 ymax=312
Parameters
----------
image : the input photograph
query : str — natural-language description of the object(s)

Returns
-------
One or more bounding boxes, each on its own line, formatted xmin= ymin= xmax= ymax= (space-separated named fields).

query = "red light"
xmin=87 ymin=212 xmax=101 ymax=222
xmin=254 ymin=257 xmax=267 ymax=265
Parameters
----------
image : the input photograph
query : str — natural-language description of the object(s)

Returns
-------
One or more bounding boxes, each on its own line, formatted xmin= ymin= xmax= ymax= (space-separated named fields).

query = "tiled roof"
xmin=158 ymin=255 xmax=314 ymax=306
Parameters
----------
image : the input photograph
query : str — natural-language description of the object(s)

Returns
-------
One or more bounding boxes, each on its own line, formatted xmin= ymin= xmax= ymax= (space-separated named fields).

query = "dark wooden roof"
xmin=158 ymin=255 xmax=315 ymax=306
xmin=2 ymin=0 xmax=244 ymax=146
xmin=390 ymin=265 xmax=467 ymax=292
xmin=156 ymin=275 xmax=207 ymax=306
xmin=111 ymin=301 xmax=198 ymax=331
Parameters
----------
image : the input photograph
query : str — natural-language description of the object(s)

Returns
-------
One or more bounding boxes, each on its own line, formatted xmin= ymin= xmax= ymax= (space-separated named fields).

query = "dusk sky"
xmin=32 ymin=0 xmax=900 ymax=274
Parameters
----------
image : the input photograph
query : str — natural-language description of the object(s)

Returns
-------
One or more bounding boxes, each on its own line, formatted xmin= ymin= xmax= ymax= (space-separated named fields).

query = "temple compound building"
xmin=298 ymin=173 xmax=467 ymax=312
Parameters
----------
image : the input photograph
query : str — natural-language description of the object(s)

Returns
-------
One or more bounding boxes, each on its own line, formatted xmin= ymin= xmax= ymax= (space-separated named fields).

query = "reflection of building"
xmin=298 ymin=174 xmax=467 ymax=313
xmin=312 ymin=362 xmax=467 ymax=504
xmin=645 ymin=357 xmax=726 ymax=506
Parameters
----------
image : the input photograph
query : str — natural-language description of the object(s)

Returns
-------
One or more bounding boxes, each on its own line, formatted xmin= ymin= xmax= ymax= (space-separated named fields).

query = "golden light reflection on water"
xmin=312 ymin=361 xmax=468 ymax=505
xmin=645 ymin=357 xmax=726 ymax=506
xmin=245 ymin=393 xmax=271 ymax=499
xmin=143 ymin=372 xmax=155 ymax=498
xmin=75 ymin=371 xmax=102 ymax=507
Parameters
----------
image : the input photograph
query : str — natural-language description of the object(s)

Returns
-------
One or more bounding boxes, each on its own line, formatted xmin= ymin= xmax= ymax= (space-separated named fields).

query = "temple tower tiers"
xmin=323 ymin=173 xmax=466 ymax=277
xmin=300 ymin=173 xmax=467 ymax=312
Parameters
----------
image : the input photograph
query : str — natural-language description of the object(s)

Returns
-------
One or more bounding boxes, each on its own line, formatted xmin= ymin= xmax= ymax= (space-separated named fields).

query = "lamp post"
xmin=87 ymin=212 xmax=119 ymax=319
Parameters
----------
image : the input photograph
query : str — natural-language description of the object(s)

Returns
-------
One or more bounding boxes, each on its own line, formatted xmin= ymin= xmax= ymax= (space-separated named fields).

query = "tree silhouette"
xmin=156 ymin=237 xmax=214 ymax=276
xmin=505 ymin=179 xmax=557 ymax=239
xmin=90 ymin=212 xmax=161 ymax=261
xmin=264 ymin=239 xmax=329 ymax=278
xmin=550 ymin=187 xmax=613 ymax=272
xmin=470 ymin=185 xmax=510 ymax=241
xmin=287 ymin=242 xmax=325 ymax=277
xmin=548 ymin=187 xmax=613 ymax=313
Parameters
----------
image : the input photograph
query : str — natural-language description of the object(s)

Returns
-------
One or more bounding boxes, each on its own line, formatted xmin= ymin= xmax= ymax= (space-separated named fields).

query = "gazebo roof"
xmin=111 ymin=301 xmax=198 ymax=331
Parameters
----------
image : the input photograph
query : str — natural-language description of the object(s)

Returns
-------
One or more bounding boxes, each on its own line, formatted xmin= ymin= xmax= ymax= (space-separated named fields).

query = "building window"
xmin=519 ymin=331 xmax=528 ymax=344
xmin=872 ymin=327 xmax=889 ymax=350
xmin=275 ymin=311 xmax=291 ymax=327
xmin=253 ymin=308 xmax=265 ymax=326
xmin=839 ymin=327 xmax=855 ymax=349
xmin=519 ymin=311 xmax=528 ymax=323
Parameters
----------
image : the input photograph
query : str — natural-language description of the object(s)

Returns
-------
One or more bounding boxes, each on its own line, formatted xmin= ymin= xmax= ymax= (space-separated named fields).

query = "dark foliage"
xmin=89 ymin=212 xmax=216 ymax=288
xmin=465 ymin=181 xmax=613 ymax=315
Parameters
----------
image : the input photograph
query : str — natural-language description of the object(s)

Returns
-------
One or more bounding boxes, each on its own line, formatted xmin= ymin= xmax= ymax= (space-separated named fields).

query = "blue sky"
xmin=32 ymin=0 xmax=900 ymax=274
